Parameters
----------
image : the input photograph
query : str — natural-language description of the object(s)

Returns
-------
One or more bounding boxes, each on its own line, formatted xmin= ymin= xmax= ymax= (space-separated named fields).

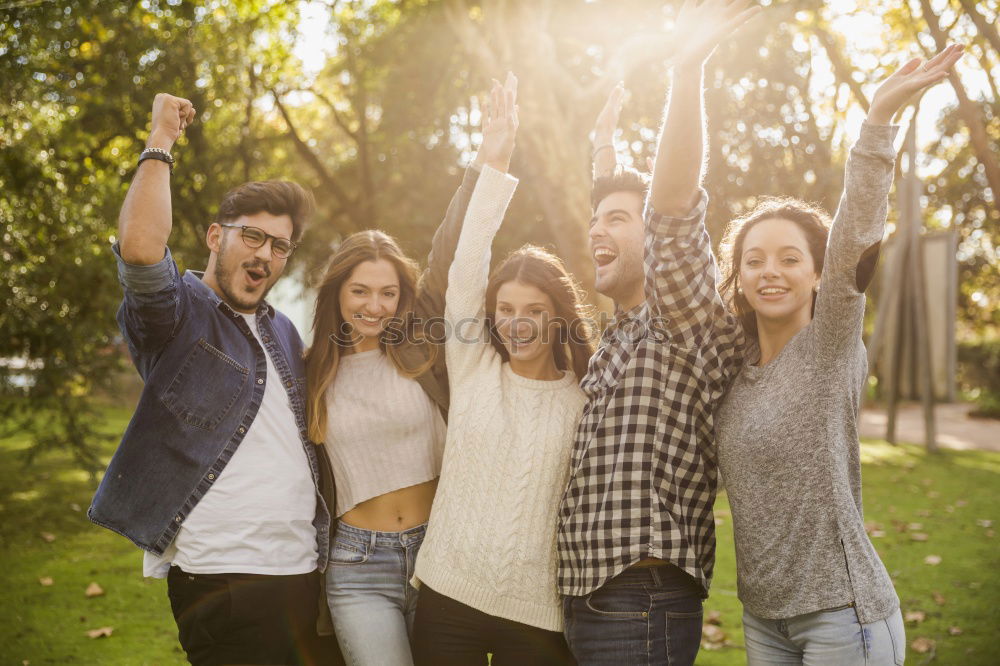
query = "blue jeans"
xmin=563 ymin=565 xmax=704 ymax=665
xmin=743 ymin=606 xmax=906 ymax=665
xmin=326 ymin=522 xmax=425 ymax=666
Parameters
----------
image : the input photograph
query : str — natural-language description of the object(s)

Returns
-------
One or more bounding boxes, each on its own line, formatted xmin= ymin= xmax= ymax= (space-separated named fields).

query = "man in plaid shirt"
xmin=557 ymin=2 xmax=759 ymax=663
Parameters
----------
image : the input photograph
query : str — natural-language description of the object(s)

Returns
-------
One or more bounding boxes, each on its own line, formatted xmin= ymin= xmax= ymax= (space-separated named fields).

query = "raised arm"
xmin=444 ymin=74 xmax=520 ymax=382
xmin=815 ymin=44 xmax=964 ymax=354
xmin=118 ymin=93 xmax=195 ymax=265
xmin=591 ymin=82 xmax=624 ymax=180
xmin=649 ymin=0 xmax=759 ymax=214
xmin=643 ymin=0 xmax=759 ymax=347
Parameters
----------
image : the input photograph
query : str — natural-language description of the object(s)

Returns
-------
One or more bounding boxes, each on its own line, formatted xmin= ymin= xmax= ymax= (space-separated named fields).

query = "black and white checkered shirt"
xmin=557 ymin=190 xmax=745 ymax=597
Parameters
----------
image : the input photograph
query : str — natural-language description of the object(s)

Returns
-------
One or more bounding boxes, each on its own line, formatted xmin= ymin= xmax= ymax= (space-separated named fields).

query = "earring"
xmin=813 ymin=284 xmax=820 ymax=293
xmin=737 ymin=287 xmax=744 ymax=295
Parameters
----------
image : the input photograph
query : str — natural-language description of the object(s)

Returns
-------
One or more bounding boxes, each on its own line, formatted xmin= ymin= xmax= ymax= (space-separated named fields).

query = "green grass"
xmin=1 ymin=410 xmax=997 ymax=664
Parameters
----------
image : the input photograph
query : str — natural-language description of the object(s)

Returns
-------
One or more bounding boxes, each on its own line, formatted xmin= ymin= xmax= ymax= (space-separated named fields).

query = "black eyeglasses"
xmin=220 ymin=224 xmax=298 ymax=259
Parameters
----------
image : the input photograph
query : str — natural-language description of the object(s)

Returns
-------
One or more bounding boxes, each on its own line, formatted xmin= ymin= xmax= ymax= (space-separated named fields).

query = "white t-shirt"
xmin=143 ymin=313 xmax=317 ymax=577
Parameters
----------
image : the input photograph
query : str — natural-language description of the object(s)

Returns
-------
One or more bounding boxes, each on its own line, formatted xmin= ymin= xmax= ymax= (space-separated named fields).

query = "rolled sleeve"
xmin=113 ymin=242 xmax=178 ymax=294
xmin=644 ymin=188 xmax=709 ymax=240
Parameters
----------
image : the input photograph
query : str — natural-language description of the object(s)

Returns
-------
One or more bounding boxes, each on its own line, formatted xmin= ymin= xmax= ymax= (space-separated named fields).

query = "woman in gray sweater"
xmin=714 ymin=44 xmax=963 ymax=665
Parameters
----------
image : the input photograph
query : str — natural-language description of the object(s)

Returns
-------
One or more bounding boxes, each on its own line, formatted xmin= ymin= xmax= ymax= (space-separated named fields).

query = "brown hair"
xmin=484 ymin=245 xmax=596 ymax=379
xmin=304 ymin=230 xmax=434 ymax=443
xmin=718 ymin=196 xmax=831 ymax=340
xmin=216 ymin=181 xmax=315 ymax=242
xmin=592 ymin=165 xmax=650 ymax=211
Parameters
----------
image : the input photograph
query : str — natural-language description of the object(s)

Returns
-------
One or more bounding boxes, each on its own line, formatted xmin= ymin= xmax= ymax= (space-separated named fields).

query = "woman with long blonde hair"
xmin=305 ymin=159 xmax=488 ymax=664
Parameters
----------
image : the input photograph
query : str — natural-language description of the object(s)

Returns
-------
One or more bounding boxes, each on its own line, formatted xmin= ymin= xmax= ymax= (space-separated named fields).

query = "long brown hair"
xmin=305 ymin=230 xmax=434 ymax=443
xmin=718 ymin=196 xmax=831 ymax=340
xmin=484 ymin=245 xmax=596 ymax=379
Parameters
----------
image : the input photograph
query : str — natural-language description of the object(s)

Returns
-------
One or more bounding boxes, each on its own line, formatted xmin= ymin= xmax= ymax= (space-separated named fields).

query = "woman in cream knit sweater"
xmin=411 ymin=73 xmax=594 ymax=665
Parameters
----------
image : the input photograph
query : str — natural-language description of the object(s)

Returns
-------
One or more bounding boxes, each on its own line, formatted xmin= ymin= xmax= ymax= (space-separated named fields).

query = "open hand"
xmin=672 ymin=0 xmax=762 ymax=69
xmin=868 ymin=44 xmax=965 ymax=125
xmin=149 ymin=93 xmax=195 ymax=148
xmin=474 ymin=72 xmax=519 ymax=174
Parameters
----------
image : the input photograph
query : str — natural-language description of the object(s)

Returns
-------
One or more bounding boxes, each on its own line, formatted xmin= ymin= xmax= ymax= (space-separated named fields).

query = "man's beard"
xmin=214 ymin=239 xmax=275 ymax=312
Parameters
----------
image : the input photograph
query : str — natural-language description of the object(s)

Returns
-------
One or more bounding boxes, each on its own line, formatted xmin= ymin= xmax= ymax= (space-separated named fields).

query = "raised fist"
xmin=148 ymin=93 xmax=196 ymax=148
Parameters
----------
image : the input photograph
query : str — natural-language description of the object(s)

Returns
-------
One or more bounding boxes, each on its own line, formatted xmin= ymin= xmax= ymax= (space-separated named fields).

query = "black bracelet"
xmin=138 ymin=148 xmax=174 ymax=173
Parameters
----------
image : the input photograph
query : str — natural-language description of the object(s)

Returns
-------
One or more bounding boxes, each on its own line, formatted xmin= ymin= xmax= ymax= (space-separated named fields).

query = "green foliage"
xmin=957 ymin=339 xmax=1000 ymax=418
xmin=2 ymin=0 xmax=997 ymax=461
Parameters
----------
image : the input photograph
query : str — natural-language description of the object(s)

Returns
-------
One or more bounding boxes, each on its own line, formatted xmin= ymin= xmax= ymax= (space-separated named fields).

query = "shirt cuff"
xmin=856 ymin=122 xmax=900 ymax=158
xmin=112 ymin=242 xmax=178 ymax=294
xmin=645 ymin=187 xmax=709 ymax=239
xmin=476 ymin=164 xmax=519 ymax=195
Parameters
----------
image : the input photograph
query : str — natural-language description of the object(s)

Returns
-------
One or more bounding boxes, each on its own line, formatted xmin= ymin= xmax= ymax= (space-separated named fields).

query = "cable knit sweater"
xmin=413 ymin=166 xmax=587 ymax=632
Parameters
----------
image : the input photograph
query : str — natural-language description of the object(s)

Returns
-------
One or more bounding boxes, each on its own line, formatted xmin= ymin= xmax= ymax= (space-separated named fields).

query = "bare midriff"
xmin=339 ymin=479 xmax=438 ymax=533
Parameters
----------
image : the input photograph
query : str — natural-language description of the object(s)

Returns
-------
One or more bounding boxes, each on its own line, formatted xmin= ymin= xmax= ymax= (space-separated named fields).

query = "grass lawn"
xmin=1 ymin=408 xmax=996 ymax=665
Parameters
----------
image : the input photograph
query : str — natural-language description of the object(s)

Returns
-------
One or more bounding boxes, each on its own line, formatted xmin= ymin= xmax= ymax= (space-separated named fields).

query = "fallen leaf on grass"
xmin=904 ymin=610 xmax=926 ymax=623
xmin=705 ymin=610 xmax=722 ymax=626
xmin=85 ymin=582 xmax=104 ymax=598
xmin=932 ymin=592 xmax=946 ymax=605
xmin=39 ymin=532 xmax=56 ymax=543
xmin=948 ymin=626 xmax=963 ymax=636
xmin=975 ymin=519 xmax=992 ymax=528
xmin=701 ymin=624 xmax=726 ymax=650
xmin=870 ymin=530 xmax=886 ymax=538
xmin=38 ymin=577 xmax=53 ymax=586
xmin=910 ymin=532 xmax=929 ymax=542
xmin=927 ymin=490 xmax=940 ymax=499
xmin=911 ymin=637 xmax=935 ymax=653
xmin=923 ymin=555 xmax=942 ymax=566
xmin=906 ymin=522 xmax=924 ymax=531
xmin=70 ymin=503 xmax=81 ymax=512
xmin=916 ymin=509 xmax=932 ymax=518
xmin=85 ymin=626 xmax=113 ymax=639
xmin=987 ymin=529 xmax=995 ymax=538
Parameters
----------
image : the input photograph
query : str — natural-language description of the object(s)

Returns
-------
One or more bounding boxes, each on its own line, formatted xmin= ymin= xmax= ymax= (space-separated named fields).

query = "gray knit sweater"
xmin=715 ymin=122 xmax=900 ymax=625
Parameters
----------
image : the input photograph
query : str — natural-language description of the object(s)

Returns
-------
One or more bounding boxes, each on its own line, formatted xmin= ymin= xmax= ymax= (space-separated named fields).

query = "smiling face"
xmin=494 ymin=280 xmax=559 ymax=367
xmin=338 ymin=258 xmax=401 ymax=350
xmin=589 ymin=190 xmax=646 ymax=310
xmin=739 ymin=217 xmax=821 ymax=330
xmin=206 ymin=211 xmax=292 ymax=313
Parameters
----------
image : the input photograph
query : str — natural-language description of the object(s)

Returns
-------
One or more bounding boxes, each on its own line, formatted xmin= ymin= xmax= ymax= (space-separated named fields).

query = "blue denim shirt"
xmin=88 ymin=244 xmax=330 ymax=571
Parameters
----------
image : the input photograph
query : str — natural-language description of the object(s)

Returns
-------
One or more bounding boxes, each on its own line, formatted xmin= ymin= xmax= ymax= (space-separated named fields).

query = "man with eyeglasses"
xmin=89 ymin=93 xmax=338 ymax=665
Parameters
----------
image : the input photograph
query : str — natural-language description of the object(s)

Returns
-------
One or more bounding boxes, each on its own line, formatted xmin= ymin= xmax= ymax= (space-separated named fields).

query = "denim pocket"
xmin=160 ymin=338 xmax=249 ymax=430
xmin=664 ymin=605 xmax=703 ymax=666
xmin=885 ymin=610 xmax=906 ymax=666
xmin=330 ymin=539 xmax=369 ymax=566
xmin=584 ymin=584 xmax=651 ymax=618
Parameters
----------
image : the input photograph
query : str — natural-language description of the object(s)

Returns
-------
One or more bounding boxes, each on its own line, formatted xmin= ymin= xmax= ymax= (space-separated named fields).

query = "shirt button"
xmin=257 ymin=378 xmax=264 ymax=384
xmin=174 ymin=516 xmax=182 ymax=523
xmin=285 ymin=380 xmax=292 ymax=388
xmin=239 ymin=426 xmax=246 ymax=434
xmin=263 ymin=336 xmax=271 ymax=343
xmin=208 ymin=473 xmax=216 ymax=480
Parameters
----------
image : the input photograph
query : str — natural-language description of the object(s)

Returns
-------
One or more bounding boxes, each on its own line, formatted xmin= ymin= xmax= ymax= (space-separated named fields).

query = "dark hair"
xmin=718 ymin=196 xmax=831 ymax=340
xmin=484 ymin=245 xmax=596 ymax=380
xmin=216 ymin=181 xmax=315 ymax=242
xmin=591 ymin=165 xmax=650 ymax=211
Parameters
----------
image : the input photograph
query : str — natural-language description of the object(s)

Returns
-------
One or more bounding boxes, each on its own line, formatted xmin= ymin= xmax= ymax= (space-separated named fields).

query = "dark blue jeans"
xmin=563 ymin=564 xmax=703 ymax=666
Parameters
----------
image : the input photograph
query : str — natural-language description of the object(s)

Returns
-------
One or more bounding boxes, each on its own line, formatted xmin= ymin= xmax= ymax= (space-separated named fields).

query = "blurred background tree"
xmin=2 ymin=0 xmax=997 ymax=463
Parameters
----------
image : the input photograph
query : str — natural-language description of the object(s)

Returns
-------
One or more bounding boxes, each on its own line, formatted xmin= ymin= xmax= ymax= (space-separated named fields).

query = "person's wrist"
xmin=146 ymin=129 xmax=175 ymax=151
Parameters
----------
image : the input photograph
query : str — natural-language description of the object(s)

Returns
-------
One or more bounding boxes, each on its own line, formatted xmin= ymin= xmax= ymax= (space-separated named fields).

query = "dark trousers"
xmin=167 ymin=566 xmax=341 ymax=666
xmin=412 ymin=585 xmax=575 ymax=666
xmin=562 ymin=564 xmax=704 ymax=666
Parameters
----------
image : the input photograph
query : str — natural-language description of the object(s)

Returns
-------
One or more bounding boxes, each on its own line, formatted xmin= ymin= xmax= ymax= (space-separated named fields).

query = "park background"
xmin=1 ymin=0 xmax=998 ymax=663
